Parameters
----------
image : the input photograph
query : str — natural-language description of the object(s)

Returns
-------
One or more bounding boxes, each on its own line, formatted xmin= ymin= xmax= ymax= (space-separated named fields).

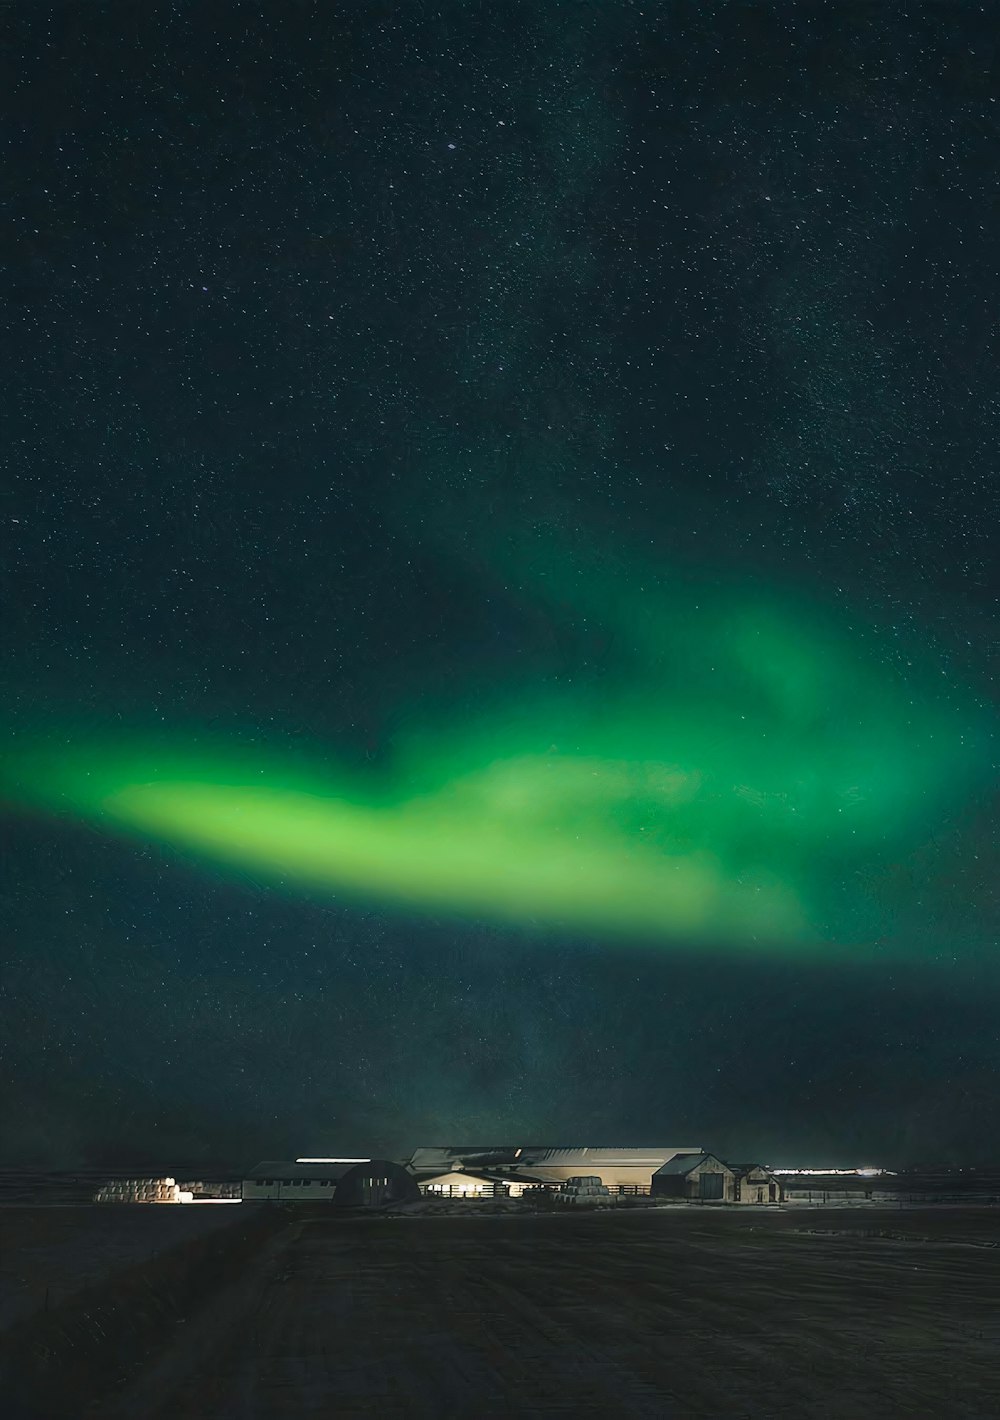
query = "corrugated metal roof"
xmin=408 ymin=1145 xmax=702 ymax=1171
xmin=407 ymin=1147 xmax=522 ymax=1170
xmin=523 ymin=1147 xmax=700 ymax=1166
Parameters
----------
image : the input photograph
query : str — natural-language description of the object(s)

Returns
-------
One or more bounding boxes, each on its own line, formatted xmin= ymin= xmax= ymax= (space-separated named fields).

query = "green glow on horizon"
xmin=3 ymin=559 xmax=991 ymax=957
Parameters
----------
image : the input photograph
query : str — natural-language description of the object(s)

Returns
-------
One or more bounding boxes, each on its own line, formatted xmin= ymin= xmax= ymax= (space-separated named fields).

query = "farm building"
xmin=651 ymin=1153 xmax=736 ymax=1202
xmin=414 ymin=1168 xmax=542 ymax=1199
xmin=407 ymin=1145 xmax=703 ymax=1193
xmin=418 ymin=1170 xmax=494 ymax=1197
xmin=407 ymin=1147 xmax=526 ymax=1177
xmin=735 ymin=1165 xmax=783 ymax=1204
xmin=333 ymin=1160 xmax=420 ymax=1208
xmin=243 ymin=1159 xmax=419 ymax=1207
xmin=242 ymin=1161 xmax=352 ymax=1201
xmin=519 ymin=1147 xmax=704 ymax=1190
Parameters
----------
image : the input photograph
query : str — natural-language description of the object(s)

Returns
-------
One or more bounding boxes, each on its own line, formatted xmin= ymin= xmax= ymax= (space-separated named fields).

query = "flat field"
xmin=0 ymin=1203 xmax=248 ymax=1330
xmin=106 ymin=1205 xmax=1000 ymax=1418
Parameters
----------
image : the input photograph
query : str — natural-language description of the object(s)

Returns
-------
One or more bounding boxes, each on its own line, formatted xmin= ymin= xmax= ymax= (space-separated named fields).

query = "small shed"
xmin=651 ymin=1153 xmax=737 ymax=1203
xmin=735 ymin=1164 xmax=783 ymax=1205
xmin=334 ymin=1159 xmax=420 ymax=1209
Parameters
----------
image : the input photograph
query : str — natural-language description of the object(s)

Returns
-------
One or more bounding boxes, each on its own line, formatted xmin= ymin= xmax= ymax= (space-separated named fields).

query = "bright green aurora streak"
xmin=4 ymin=571 xmax=989 ymax=957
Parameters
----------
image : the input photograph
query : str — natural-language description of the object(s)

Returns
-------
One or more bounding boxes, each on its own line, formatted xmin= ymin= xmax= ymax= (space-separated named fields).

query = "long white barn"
xmin=243 ymin=1161 xmax=352 ymax=1200
xmin=407 ymin=1146 xmax=703 ymax=1191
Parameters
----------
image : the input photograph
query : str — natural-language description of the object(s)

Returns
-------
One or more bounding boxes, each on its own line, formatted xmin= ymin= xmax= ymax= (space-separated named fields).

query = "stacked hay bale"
xmin=554 ymin=1175 xmax=613 ymax=1206
xmin=177 ymin=1179 xmax=242 ymax=1199
xmin=93 ymin=1176 xmax=181 ymax=1203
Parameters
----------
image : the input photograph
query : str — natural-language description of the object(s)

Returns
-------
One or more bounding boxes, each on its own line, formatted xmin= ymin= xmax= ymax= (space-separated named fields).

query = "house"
xmin=650 ymin=1153 xmax=736 ymax=1202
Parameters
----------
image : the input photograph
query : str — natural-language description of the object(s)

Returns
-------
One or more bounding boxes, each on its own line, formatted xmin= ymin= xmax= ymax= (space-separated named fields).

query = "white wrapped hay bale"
xmin=555 ymin=1174 xmax=613 ymax=1205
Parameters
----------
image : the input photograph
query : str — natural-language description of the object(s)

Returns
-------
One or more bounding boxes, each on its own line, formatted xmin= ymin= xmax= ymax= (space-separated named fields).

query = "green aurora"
xmin=4 ymin=571 xmax=991 ymax=957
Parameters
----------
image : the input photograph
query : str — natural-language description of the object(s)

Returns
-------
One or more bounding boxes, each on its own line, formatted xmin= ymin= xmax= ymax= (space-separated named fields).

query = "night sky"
xmin=5 ymin=3 xmax=1000 ymax=1170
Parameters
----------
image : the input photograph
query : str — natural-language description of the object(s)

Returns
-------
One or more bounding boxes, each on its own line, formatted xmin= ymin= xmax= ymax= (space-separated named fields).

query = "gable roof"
xmin=407 ymin=1145 xmax=703 ymax=1174
xmin=407 ymin=1147 xmax=523 ymax=1172
xmin=653 ymin=1152 xmax=706 ymax=1176
xmin=479 ymin=1169 xmax=549 ymax=1185
xmin=521 ymin=1147 xmax=699 ymax=1167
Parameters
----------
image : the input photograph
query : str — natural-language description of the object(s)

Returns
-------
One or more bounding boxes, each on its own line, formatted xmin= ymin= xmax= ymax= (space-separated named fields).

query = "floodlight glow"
xmin=768 ymin=1166 xmax=895 ymax=1176
xmin=295 ymin=1157 xmax=370 ymax=1164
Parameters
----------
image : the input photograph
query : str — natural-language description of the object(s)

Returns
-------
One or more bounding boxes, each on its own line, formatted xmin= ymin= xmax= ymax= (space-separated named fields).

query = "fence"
xmin=419 ymin=1183 xmax=520 ymax=1199
xmin=419 ymin=1182 xmax=653 ymax=1199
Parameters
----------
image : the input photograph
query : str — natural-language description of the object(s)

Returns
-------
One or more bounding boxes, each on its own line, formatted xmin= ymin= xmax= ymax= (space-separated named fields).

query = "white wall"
xmin=242 ymin=1178 xmax=339 ymax=1200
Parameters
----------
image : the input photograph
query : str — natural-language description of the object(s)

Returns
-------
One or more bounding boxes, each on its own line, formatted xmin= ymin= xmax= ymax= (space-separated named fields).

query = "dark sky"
xmin=4 ymin=2 xmax=1000 ymax=1170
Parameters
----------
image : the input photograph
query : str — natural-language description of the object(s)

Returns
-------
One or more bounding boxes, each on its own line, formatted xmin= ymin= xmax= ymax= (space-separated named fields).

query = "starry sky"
xmin=4 ymin=2 xmax=1000 ymax=1170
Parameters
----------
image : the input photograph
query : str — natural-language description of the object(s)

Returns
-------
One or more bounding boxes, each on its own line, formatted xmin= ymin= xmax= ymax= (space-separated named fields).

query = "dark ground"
xmin=0 ymin=1202 xmax=248 ymax=1330
xmin=97 ymin=1206 xmax=1000 ymax=1418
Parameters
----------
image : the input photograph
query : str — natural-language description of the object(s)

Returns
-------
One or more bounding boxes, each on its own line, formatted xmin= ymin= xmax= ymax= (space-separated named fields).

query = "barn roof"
xmin=407 ymin=1147 xmax=523 ymax=1171
xmin=481 ymin=1169 xmax=549 ymax=1185
xmin=522 ymin=1147 xmax=700 ymax=1166
xmin=408 ymin=1145 xmax=702 ymax=1173
xmin=653 ymin=1153 xmax=713 ymax=1176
